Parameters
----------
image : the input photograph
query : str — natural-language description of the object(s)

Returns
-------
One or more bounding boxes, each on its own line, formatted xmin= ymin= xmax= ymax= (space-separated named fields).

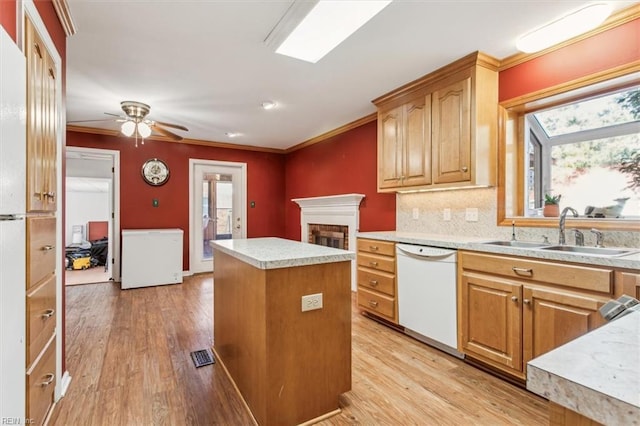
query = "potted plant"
xmin=543 ymin=194 xmax=561 ymax=217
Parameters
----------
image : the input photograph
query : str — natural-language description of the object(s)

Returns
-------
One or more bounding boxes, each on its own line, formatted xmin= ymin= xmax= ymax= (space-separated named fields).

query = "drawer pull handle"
xmin=511 ymin=296 xmax=518 ymax=302
xmin=369 ymin=246 xmax=379 ymax=251
xmin=42 ymin=309 xmax=55 ymax=319
xmin=369 ymin=280 xmax=378 ymax=286
xmin=369 ymin=261 xmax=378 ymax=267
xmin=523 ymin=299 xmax=531 ymax=305
xmin=368 ymin=300 xmax=379 ymax=308
xmin=41 ymin=245 xmax=55 ymax=251
xmin=461 ymin=166 xmax=468 ymax=172
xmin=512 ymin=267 xmax=533 ymax=276
xmin=40 ymin=373 xmax=55 ymax=387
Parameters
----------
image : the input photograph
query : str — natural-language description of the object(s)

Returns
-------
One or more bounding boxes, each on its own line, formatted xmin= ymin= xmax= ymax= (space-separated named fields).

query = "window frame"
xmin=498 ymin=65 xmax=640 ymax=231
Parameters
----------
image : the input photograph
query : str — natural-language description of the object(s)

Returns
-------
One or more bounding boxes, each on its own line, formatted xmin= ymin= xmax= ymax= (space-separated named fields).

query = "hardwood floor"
xmin=52 ymin=274 xmax=548 ymax=425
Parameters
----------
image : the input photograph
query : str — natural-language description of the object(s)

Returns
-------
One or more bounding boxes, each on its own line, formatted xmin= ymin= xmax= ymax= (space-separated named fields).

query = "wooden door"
xmin=522 ymin=286 xmax=606 ymax=371
xmin=459 ymin=271 xmax=522 ymax=375
xmin=432 ymin=77 xmax=471 ymax=184
xmin=402 ymin=94 xmax=431 ymax=187
xmin=25 ymin=18 xmax=57 ymax=212
xmin=377 ymin=106 xmax=403 ymax=190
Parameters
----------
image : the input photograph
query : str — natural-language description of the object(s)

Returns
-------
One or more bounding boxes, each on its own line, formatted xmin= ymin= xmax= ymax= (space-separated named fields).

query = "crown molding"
xmin=285 ymin=113 xmax=377 ymax=154
xmin=52 ymin=0 xmax=77 ymax=37
xmin=499 ymin=3 xmax=640 ymax=71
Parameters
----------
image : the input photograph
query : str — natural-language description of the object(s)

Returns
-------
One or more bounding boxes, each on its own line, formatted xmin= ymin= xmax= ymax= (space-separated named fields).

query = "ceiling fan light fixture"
xmin=516 ymin=3 xmax=612 ymax=53
xmin=121 ymin=120 xmax=136 ymax=137
xmin=137 ymin=121 xmax=152 ymax=138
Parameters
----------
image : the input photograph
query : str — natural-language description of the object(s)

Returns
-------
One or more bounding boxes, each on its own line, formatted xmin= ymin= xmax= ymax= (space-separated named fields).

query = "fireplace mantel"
xmin=292 ymin=194 xmax=365 ymax=291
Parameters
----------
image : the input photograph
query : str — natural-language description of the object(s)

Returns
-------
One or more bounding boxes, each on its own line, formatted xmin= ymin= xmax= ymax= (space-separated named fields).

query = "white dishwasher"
xmin=396 ymin=243 xmax=462 ymax=358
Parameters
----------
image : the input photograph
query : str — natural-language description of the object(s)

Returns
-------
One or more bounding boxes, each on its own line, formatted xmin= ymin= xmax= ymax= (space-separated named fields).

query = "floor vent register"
xmin=190 ymin=348 xmax=215 ymax=368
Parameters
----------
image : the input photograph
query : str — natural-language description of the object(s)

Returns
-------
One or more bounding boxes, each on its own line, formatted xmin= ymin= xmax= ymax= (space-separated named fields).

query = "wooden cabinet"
xmin=616 ymin=271 xmax=640 ymax=299
xmin=458 ymin=251 xmax=611 ymax=380
xmin=356 ymin=239 xmax=397 ymax=323
xmin=373 ymin=52 xmax=498 ymax=192
xmin=25 ymin=18 xmax=58 ymax=213
xmin=26 ymin=336 xmax=56 ymax=426
xmin=378 ymin=95 xmax=431 ymax=190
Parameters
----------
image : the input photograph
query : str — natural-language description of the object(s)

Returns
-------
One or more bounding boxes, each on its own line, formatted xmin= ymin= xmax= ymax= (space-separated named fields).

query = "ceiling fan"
xmin=68 ymin=101 xmax=189 ymax=145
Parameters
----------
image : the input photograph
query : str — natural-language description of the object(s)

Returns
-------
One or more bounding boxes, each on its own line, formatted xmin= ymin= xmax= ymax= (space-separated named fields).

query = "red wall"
xmin=67 ymin=132 xmax=287 ymax=270
xmin=284 ymin=120 xmax=396 ymax=242
xmin=0 ymin=1 xmax=16 ymax=41
xmin=499 ymin=18 xmax=640 ymax=101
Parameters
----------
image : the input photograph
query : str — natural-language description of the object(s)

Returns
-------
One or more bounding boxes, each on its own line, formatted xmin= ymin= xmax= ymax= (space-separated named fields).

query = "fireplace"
xmin=292 ymin=194 xmax=365 ymax=291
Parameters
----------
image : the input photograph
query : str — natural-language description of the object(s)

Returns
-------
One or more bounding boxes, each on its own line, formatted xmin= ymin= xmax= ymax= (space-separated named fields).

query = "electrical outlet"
xmin=443 ymin=208 xmax=451 ymax=221
xmin=412 ymin=207 xmax=419 ymax=220
xmin=465 ymin=208 xmax=479 ymax=222
xmin=301 ymin=293 xmax=323 ymax=312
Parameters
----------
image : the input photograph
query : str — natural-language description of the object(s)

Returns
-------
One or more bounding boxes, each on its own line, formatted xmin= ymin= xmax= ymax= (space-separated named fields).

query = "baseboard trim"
xmin=59 ymin=370 xmax=72 ymax=397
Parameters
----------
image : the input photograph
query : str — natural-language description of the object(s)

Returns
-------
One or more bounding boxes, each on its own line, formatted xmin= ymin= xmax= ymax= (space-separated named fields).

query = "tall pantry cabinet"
xmin=24 ymin=15 xmax=60 ymax=425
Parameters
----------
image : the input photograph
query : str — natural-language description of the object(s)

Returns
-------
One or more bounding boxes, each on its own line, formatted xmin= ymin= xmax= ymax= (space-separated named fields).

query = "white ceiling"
xmin=65 ymin=0 xmax=637 ymax=151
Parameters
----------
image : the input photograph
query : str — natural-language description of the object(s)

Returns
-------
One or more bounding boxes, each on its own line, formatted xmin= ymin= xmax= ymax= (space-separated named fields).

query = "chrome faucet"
xmin=558 ymin=207 xmax=579 ymax=245
xmin=591 ymin=228 xmax=605 ymax=247
xmin=573 ymin=229 xmax=584 ymax=246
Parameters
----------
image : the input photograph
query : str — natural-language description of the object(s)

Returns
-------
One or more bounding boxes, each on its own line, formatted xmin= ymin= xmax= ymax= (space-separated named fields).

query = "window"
xmin=499 ymin=70 xmax=640 ymax=231
xmin=525 ymin=85 xmax=640 ymax=218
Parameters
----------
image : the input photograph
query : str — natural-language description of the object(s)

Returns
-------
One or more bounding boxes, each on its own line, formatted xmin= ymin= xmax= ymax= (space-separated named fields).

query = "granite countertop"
xmin=357 ymin=231 xmax=640 ymax=270
xmin=527 ymin=311 xmax=640 ymax=425
xmin=210 ymin=237 xmax=355 ymax=270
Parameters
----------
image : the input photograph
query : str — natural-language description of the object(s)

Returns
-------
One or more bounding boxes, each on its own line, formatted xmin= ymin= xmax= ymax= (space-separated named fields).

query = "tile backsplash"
xmin=397 ymin=188 xmax=639 ymax=248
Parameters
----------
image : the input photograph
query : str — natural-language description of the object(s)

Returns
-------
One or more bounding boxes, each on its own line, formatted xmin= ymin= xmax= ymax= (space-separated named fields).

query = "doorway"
xmin=65 ymin=147 xmax=121 ymax=283
xmin=189 ymin=159 xmax=247 ymax=274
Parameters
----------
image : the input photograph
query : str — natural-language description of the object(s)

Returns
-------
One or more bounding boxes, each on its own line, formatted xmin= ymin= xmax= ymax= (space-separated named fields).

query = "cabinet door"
xmin=25 ymin=19 xmax=57 ymax=212
xmin=459 ymin=271 xmax=522 ymax=374
xmin=432 ymin=77 xmax=471 ymax=184
xmin=378 ymin=106 xmax=403 ymax=190
xmin=402 ymin=95 xmax=431 ymax=187
xmin=522 ymin=286 xmax=606 ymax=370
xmin=617 ymin=271 xmax=640 ymax=299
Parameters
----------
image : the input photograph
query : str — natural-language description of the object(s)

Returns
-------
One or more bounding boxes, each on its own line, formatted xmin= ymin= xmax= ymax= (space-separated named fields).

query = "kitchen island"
xmin=527 ymin=310 xmax=640 ymax=425
xmin=210 ymin=237 xmax=354 ymax=426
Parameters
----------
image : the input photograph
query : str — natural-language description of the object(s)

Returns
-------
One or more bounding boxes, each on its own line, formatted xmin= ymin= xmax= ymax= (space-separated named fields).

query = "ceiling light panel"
xmin=273 ymin=0 xmax=392 ymax=63
xmin=516 ymin=3 xmax=612 ymax=53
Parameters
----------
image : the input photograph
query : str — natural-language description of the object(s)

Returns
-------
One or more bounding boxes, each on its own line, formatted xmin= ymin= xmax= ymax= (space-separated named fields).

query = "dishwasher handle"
xmin=396 ymin=243 xmax=456 ymax=260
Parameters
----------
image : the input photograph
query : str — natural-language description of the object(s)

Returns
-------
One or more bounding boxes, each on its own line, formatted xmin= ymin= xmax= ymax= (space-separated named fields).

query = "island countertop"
xmin=527 ymin=310 xmax=640 ymax=425
xmin=210 ymin=237 xmax=355 ymax=270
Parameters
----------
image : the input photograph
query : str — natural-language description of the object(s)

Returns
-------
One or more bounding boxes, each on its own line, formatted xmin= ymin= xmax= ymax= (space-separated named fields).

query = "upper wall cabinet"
xmin=373 ymin=52 xmax=499 ymax=192
xmin=25 ymin=19 xmax=58 ymax=212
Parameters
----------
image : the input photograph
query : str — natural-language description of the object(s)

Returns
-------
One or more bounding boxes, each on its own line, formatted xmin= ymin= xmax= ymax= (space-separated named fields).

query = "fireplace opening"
xmin=309 ymin=224 xmax=348 ymax=250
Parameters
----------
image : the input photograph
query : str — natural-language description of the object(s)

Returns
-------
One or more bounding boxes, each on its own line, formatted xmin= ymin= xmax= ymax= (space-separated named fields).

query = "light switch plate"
xmin=443 ymin=208 xmax=451 ymax=221
xmin=412 ymin=208 xmax=419 ymax=220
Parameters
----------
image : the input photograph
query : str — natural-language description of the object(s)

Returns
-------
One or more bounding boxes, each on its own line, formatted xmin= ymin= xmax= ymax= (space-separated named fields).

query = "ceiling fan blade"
xmin=67 ymin=118 xmax=118 ymax=124
xmin=154 ymin=120 xmax=189 ymax=132
xmin=152 ymin=124 xmax=183 ymax=141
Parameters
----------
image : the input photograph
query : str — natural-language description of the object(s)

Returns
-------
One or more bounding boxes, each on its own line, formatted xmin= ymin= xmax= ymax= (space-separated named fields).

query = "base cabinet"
xmin=458 ymin=251 xmax=611 ymax=380
xmin=356 ymin=239 xmax=397 ymax=323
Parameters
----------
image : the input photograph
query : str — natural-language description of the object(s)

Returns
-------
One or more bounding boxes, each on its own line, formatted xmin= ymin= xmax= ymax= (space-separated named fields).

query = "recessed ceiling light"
xmin=225 ymin=132 xmax=241 ymax=138
xmin=516 ymin=3 xmax=612 ymax=53
xmin=261 ymin=100 xmax=277 ymax=110
xmin=265 ymin=0 xmax=393 ymax=63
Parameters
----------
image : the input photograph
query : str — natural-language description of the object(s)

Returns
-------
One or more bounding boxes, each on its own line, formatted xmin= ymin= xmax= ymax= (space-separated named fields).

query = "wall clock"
xmin=141 ymin=158 xmax=170 ymax=186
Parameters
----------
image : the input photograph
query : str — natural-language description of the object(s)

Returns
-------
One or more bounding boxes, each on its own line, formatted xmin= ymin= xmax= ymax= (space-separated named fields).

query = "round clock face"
xmin=141 ymin=158 xmax=170 ymax=186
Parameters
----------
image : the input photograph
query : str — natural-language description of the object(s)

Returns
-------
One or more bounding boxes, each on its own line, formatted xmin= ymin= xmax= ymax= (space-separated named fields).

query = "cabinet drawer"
xmin=27 ymin=216 xmax=56 ymax=290
xmin=357 ymin=239 xmax=395 ymax=257
xmin=27 ymin=274 xmax=56 ymax=367
xmin=358 ymin=287 xmax=395 ymax=320
xmin=357 ymin=267 xmax=395 ymax=296
xmin=27 ymin=336 xmax=56 ymax=426
xmin=357 ymin=253 xmax=395 ymax=274
xmin=460 ymin=251 xmax=613 ymax=294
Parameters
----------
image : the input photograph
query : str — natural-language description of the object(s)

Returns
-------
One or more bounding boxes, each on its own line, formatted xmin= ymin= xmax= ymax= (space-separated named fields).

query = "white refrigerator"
xmin=0 ymin=26 xmax=27 ymax=419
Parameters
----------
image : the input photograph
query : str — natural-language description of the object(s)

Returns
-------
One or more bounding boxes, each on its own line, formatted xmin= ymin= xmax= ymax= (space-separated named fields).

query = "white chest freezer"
xmin=121 ymin=229 xmax=183 ymax=289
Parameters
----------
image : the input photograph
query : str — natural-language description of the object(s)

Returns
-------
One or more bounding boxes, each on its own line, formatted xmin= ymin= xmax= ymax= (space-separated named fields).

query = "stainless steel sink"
xmin=539 ymin=245 xmax=636 ymax=256
xmin=483 ymin=240 xmax=551 ymax=248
